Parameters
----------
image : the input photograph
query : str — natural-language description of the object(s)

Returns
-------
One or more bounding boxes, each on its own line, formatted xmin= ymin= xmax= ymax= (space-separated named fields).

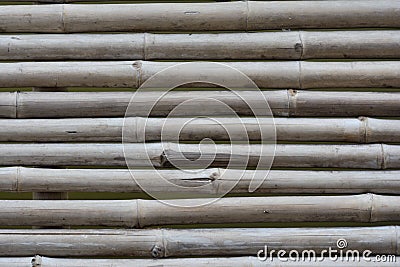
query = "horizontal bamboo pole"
xmin=1 ymin=1 xmax=399 ymax=33
xmin=1 ymin=90 xmax=399 ymax=118
xmin=2 ymin=31 xmax=400 ymax=60
xmin=0 ymin=117 xmax=398 ymax=143
xmin=1 ymin=61 xmax=399 ymax=88
xmin=2 ymin=167 xmax=400 ymax=194
xmin=17 ymin=256 xmax=398 ymax=267
xmin=0 ymin=226 xmax=397 ymax=257
xmin=0 ymin=143 xmax=399 ymax=169
xmin=0 ymin=194 xmax=399 ymax=227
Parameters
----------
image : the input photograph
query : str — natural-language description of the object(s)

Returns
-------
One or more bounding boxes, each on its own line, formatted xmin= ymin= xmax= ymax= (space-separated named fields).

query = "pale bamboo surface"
xmin=0 ymin=194 xmax=398 ymax=227
xmin=10 ymin=256 xmax=395 ymax=267
xmin=31 ymin=88 xmax=68 ymax=204
xmin=0 ymin=117 xmax=398 ymax=143
xmin=1 ymin=31 xmax=399 ymax=60
xmin=0 ymin=226 xmax=397 ymax=257
xmin=1 ymin=1 xmax=399 ymax=33
xmin=0 ymin=143 xmax=399 ymax=169
xmin=1 ymin=61 xmax=399 ymax=88
xmin=2 ymin=167 xmax=400 ymax=194
xmin=1 ymin=90 xmax=399 ymax=118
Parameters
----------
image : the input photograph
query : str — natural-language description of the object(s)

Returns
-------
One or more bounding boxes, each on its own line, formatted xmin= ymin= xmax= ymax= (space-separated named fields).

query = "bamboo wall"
xmin=0 ymin=0 xmax=399 ymax=266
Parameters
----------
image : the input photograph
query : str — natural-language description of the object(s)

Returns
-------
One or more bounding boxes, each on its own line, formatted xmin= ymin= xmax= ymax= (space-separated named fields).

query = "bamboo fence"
xmin=0 ymin=194 xmax=398 ymax=227
xmin=0 ymin=0 xmax=399 ymax=262
xmin=1 ymin=90 xmax=400 ymax=118
xmin=0 ymin=61 xmax=399 ymax=88
xmin=0 ymin=117 xmax=398 ymax=143
xmin=0 ymin=226 xmax=396 ymax=257
xmin=1 ymin=167 xmax=400 ymax=194
xmin=0 ymin=1 xmax=399 ymax=33
xmin=0 ymin=143 xmax=399 ymax=169
xmin=1 ymin=31 xmax=399 ymax=60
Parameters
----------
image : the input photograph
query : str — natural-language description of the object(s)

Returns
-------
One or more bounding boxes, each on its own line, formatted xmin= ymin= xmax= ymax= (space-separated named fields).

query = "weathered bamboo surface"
xmin=31 ymin=87 xmax=69 ymax=204
xmin=0 ymin=226 xmax=397 ymax=257
xmin=0 ymin=117 xmax=398 ymax=143
xmin=2 ymin=31 xmax=400 ymax=60
xmin=1 ymin=90 xmax=399 ymax=118
xmin=0 ymin=143 xmax=399 ymax=169
xmin=0 ymin=194 xmax=398 ymax=227
xmin=1 ymin=61 xmax=400 ymax=88
xmin=1 ymin=1 xmax=399 ymax=33
xmin=2 ymin=167 xmax=400 ymax=194
xmin=11 ymin=256 xmax=395 ymax=267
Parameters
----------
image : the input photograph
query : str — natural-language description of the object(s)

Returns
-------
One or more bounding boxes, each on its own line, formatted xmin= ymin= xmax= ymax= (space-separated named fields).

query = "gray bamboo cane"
xmin=0 ymin=1 xmax=399 ymax=33
xmin=0 ymin=61 xmax=399 ymax=88
xmin=2 ymin=167 xmax=400 ymax=194
xmin=0 ymin=143 xmax=398 ymax=169
xmin=1 ymin=31 xmax=400 ymax=60
xmin=0 ymin=194 xmax=398 ymax=227
xmin=1 ymin=90 xmax=399 ymax=118
xmin=26 ymin=256 xmax=400 ymax=267
xmin=0 ymin=117 xmax=398 ymax=143
xmin=0 ymin=226 xmax=397 ymax=257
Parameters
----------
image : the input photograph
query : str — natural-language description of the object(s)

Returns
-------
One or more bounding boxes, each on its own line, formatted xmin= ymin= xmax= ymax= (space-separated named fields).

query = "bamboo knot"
xmin=151 ymin=244 xmax=164 ymax=258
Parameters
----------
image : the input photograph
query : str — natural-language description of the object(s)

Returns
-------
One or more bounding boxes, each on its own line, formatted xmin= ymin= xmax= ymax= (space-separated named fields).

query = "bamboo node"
xmin=151 ymin=244 xmax=164 ymax=258
xmin=31 ymin=255 xmax=41 ymax=267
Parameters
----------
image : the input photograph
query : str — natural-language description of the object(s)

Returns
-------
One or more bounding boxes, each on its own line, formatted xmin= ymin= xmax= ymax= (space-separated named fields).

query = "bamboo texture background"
xmin=0 ymin=0 xmax=399 ymax=266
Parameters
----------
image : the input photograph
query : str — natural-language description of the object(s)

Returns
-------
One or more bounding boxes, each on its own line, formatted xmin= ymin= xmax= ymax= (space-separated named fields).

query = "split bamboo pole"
xmin=0 ymin=61 xmax=399 ymax=88
xmin=26 ymin=256 xmax=400 ymax=267
xmin=0 ymin=1 xmax=399 ymax=33
xmin=0 ymin=117 xmax=398 ymax=143
xmin=1 ymin=90 xmax=399 ymax=118
xmin=1 ymin=31 xmax=399 ymax=60
xmin=0 ymin=143 xmax=398 ymax=169
xmin=1 ymin=167 xmax=400 ymax=194
xmin=0 ymin=226 xmax=397 ymax=257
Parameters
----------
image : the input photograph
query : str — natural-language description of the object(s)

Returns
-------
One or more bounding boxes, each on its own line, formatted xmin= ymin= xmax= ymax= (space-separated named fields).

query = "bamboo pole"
xmin=0 ymin=194 xmax=398 ymax=227
xmin=0 ymin=61 xmax=399 ymax=88
xmin=25 ymin=256 xmax=400 ymax=267
xmin=0 ymin=226 xmax=397 ymax=257
xmin=1 ymin=31 xmax=400 ymax=60
xmin=1 ymin=90 xmax=399 ymax=119
xmin=2 ymin=167 xmax=400 ymax=194
xmin=11 ymin=194 xmax=400 ymax=226
xmin=0 ymin=117 xmax=398 ymax=143
xmin=0 ymin=1 xmax=399 ymax=33
xmin=0 ymin=143 xmax=398 ymax=169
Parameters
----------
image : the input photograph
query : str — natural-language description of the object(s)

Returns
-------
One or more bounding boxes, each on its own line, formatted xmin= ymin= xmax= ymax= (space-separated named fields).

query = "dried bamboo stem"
xmin=0 ymin=226 xmax=397 ymax=257
xmin=0 ymin=1 xmax=399 ymax=33
xmin=1 ymin=90 xmax=399 ymax=119
xmin=0 ymin=143 xmax=398 ymax=169
xmin=0 ymin=117 xmax=398 ymax=143
xmin=0 ymin=194 xmax=399 ymax=227
xmin=1 ymin=31 xmax=400 ymax=60
xmin=7 ymin=193 xmax=400 ymax=226
xmin=1 ymin=167 xmax=400 ymax=194
xmin=30 ymin=256 xmax=400 ymax=267
xmin=0 ymin=61 xmax=399 ymax=88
